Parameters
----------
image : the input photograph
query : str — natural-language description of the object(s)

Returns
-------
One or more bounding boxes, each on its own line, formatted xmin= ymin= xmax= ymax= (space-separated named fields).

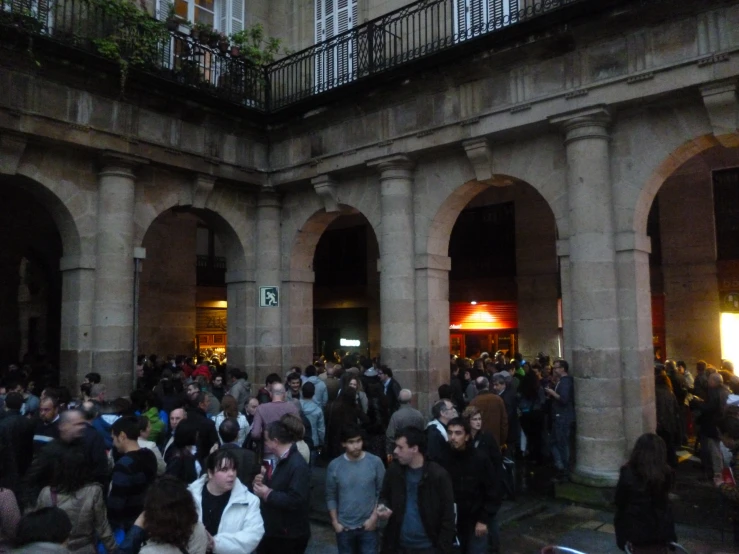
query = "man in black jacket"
xmin=0 ymin=392 xmax=35 ymax=476
xmin=377 ymin=426 xmax=456 ymax=554
xmin=426 ymin=399 xmax=456 ymax=468
xmin=445 ymin=417 xmax=500 ymax=554
xmin=252 ymin=420 xmax=311 ymax=553
xmin=218 ymin=417 xmax=259 ymax=488
xmin=185 ymin=392 xmax=219 ymax=463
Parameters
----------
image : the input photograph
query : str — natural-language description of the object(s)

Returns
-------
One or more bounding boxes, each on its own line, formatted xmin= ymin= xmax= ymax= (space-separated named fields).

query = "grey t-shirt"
xmin=325 ymin=452 xmax=385 ymax=529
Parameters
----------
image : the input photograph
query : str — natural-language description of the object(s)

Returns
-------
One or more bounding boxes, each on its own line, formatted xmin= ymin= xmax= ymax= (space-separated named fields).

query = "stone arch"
xmin=282 ymin=200 xmax=381 ymax=367
xmin=632 ymin=133 xmax=739 ymax=235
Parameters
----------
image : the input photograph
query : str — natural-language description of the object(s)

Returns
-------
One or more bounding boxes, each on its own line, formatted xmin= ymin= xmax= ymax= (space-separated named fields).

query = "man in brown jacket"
xmin=469 ymin=376 xmax=508 ymax=447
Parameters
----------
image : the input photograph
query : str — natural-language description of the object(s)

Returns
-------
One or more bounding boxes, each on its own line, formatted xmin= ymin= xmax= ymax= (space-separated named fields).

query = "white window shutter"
xmin=218 ymin=0 xmax=227 ymax=31
xmin=336 ymin=0 xmax=350 ymax=83
xmin=470 ymin=0 xmax=484 ymax=36
xmin=508 ymin=0 xmax=519 ymax=24
xmin=230 ymin=0 xmax=244 ymax=34
xmin=489 ymin=0 xmax=503 ymax=30
xmin=454 ymin=0 xmax=468 ymax=40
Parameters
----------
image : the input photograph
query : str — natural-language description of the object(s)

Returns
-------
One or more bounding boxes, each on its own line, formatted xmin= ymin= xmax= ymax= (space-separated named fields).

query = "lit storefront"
xmin=449 ymin=301 xmax=518 ymax=358
xmin=195 ymin=305 xmax=227 ymax=359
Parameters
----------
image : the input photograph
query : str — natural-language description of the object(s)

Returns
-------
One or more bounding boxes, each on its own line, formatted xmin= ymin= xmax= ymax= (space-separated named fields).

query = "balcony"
xmin=0 ymin=0 xmax=655 ymax=115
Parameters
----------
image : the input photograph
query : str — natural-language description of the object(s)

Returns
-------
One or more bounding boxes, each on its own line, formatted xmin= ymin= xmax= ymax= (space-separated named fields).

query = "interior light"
xmin=721 ymin=313 xmax=739 ymax=371
xmin=340 ymin=338 xmax=360 ymax=347
xmin=471 ymin=301 xmax=477 ymax=305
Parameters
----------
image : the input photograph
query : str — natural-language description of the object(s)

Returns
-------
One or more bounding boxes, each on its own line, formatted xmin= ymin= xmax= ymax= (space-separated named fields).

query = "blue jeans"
xmin=551 ymin=417 xmax=573 ymax=471
xmin=336 ymin=528 xmax=378 ymax=554
xmin=458 ymin=524 xmax=488 ymax=554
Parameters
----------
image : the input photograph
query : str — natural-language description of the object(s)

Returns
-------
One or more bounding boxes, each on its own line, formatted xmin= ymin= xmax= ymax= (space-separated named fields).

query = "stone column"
xmin=615 ymin=232 xmax=657 ymax=450
xmin=226 ymin=269 xmax=256 ymax=379
xmin=415 ymin=254 xmax=451 ymax=414
xmin=281 ymin=269 xmax=315 ymax=368
xmin=91 ymin=154 xmax=142 ymax=397
xmin=368 ymin=155 xmax=417 ymax=388
xmin=254 ymin=191 xmax=282 ymax=386
xmin=551 ymin=106 xmax=625 ymax=486
xmin=59 ymin=255 xmax=95 ymax=390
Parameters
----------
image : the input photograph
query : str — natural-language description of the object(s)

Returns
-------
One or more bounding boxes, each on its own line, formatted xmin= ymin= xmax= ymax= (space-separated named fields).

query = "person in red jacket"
xmin=191 ymin=356 xmax=212 ymax=383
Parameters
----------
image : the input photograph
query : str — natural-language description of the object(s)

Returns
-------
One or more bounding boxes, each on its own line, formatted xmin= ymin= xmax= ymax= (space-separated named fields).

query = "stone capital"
xmin=257 ymin=189 xmax=281 ymax=209
xmin=280 ymin=268 xmax=316 ymax=283
xmin=367 ymin=154 xmax=414 ymax=176
xmin=700 ymin=79 xmax=738 ymax=146
xmin=549 ymin=106 xmax=611 ymax=144
xmin=192 ymin=174 xmax=217 ymax=209
xmin=311 ymin=174 xmax=340 ymax=213
xmin=614 ymin=231 xmax=651 ymax=254
xmin=0 ymin=133 xmax=27 ymax=175
xmin=462 ymin=138 xmax=494 ymax=182
xmin=59 ymin=254 xmax=96 ymax=271
xmin=556 ymin=239 xmax=570 ymax=258
xmin=225 ymin=269 xmax=256 ymax=284
xmin=99 ymin=152 xmax=148 ymax=179
xmin=414 ymin=254 xmax=452 ymax=272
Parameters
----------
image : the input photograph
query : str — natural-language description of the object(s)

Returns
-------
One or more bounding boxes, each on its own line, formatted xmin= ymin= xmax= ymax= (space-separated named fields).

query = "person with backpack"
xmin=299 ymin=382 xmax=325 ymax=467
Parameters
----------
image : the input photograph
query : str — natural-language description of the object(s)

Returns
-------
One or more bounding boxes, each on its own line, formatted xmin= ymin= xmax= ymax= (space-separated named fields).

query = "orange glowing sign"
xmin=449 ymin=302 xmax=518 ymax=330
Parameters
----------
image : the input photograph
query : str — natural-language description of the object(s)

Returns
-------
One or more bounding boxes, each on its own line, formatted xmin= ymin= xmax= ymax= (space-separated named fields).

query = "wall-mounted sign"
xmin=340 ymin=338 xmax=360 ymax=347
xmin=259 ymin=286 xmax=279 ymax=307
xmin=722 ymin=292 xmax=739 ymax=313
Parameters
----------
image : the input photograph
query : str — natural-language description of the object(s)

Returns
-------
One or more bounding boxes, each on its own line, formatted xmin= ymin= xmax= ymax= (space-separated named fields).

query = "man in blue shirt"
xmin=377 ymin=427 xmax=455 ymax=554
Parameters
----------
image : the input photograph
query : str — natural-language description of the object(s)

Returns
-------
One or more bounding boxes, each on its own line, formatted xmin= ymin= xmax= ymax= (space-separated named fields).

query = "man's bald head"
xmin=709 ymin=372 xmax=724 ymax=387
xmin=398 ymin=389 xmax=412 ymax=404
xmin=271 ymin=383 xmax=286 ymax=398
xmin=170 ymin=408 xmax=186 ymax=430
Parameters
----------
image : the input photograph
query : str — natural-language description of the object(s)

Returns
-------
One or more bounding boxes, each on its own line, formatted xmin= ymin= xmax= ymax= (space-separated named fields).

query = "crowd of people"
xmin=0 ymin=351 xmax=736 ymax=553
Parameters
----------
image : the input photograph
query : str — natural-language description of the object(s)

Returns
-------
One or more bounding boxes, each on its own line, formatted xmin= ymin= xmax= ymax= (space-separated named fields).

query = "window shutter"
xmin=336 ymin=0 xmax=352 ymax=83
xmin=469 ymin=0 xmax=484 ymax=36
xmin=454 ymin=0 xmax=468 ymax=41
xmin=508 ymin=0 xmax=519 ymax=25
xmin=156 ymin=0 xmax=173 ymax=70
xmin=219 ymin=0 xmax=227 ymax=32
xmin=489 ymin=0 xmax=503 ymax=30
xmin=230 ymin=0 xmax=244 ymax=34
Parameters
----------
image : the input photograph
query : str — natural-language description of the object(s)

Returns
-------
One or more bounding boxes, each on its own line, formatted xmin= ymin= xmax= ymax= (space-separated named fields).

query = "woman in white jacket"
xmin=188 ymin=450 xmax=265 ymax=554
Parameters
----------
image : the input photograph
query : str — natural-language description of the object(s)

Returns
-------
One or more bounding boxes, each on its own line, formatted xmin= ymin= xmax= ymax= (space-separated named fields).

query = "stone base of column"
xmin=255 ymin=345 xmax=282 ymax=388
xmin=570 ymin=467 xmax=620 ymax=487
xmin=92 ymin=350 xmax=133 ymax=398
xmin=59 ymin=349 xmax=92 ymax=391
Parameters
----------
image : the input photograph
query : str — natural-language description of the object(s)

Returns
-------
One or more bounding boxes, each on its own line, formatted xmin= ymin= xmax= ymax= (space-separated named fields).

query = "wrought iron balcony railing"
xmin=0 ymin=0 xmax=643 ymax=113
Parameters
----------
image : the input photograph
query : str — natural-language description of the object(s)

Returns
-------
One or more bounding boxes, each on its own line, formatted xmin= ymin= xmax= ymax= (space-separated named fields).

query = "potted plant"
xmin=165 ymin=3 xmax=178 ymax=31
xmin=206 ymin=28 xmax=219 ymax=48
xmin=192 ymin=22 xmax=212 ymax=43
xmin=217 ymin=32 xmax=229 ymax=54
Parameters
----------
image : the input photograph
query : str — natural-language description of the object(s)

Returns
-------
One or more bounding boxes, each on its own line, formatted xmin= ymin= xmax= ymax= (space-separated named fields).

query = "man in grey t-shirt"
xmin=326 ymin=424 xmax=385 ymax=554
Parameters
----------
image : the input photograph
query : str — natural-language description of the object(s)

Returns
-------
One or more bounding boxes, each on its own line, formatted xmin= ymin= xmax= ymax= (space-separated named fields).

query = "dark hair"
xmin=628 ymin=433 xmax=671 ymax=493
xmin=80 ymin=382 xmax=92 ymax=398
xmin=379 ymin=366 xmax=393 ymax=378
xmin=340 ymin=424 xmax=364 ymax=443
xmin=554 ymin=359 xmax=569 ymax=373
xmin=221 ymin=395 xmax=238 ymax=419
xmin=302 ymin=381 xmax=315 ymax=399
xmin=4 ymin=391 xmax=23 ymax=411
xmin=174 ymin=420 xmax=199 ymax=448
xmin=677 ymin=360 xmax=686 ymax=369
xmin=431 ymin=399 xmax=452 ymax=420
xmin=228 ymin=367 xmax=246 ymax=380
xmin=50 ymin=445 xmax=91 ymax=494
xmin=206 ymin=449 xmax=239 ymax=474
xmin=446 ymin=416 xmax=471 ymax=436
xmin=286 ymin=372 xmax=301 ymax=383
xmin=113 ymin=397 xmax=133 ymax=416
xmin=190 ymin=392 xmax=207 ymax=409
xmin=15 ymin=507 xmax=72 ymax=546
xmin=395 ymin=426 xmax=427 ymax=455
xmin=266 ymin=420 xmax=294 ymax=444
xmin=437 ymin=384 xmax=452 ymax=401
xmin=219 ymin=418 xmax=240 ymax=444
xmin=111 ymin=416 xmax=140 ymax=440
xmin=137 ymin=415 xmax=150 ymax=433
xmin=143 ymin=476 xmax=198 ymax=549
xmin=304 ymin=365 xmax=317 ymax=377
xmin=85 ymin=372 xmax=101 ymax=384
xmin=265 ymin=373 xmax=282 ymax=386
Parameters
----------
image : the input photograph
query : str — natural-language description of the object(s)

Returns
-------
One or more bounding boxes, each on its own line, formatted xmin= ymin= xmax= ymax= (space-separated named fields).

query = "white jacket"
xmin=188 ymin=475 xmax=265 ymax=554
xmin=137 ymin=438 xmax=166 ymax=476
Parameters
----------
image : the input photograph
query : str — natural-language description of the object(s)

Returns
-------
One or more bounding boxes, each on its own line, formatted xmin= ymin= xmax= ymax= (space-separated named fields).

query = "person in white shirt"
xmin=137 ymin=415 xmax=166 ymax=475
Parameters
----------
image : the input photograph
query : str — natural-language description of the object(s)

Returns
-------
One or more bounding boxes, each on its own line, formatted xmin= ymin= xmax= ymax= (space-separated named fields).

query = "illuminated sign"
xmin=340 ymin=339 xmax=360 ymax=347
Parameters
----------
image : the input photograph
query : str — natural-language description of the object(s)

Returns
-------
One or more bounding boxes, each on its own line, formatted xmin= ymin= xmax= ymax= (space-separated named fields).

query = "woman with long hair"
xmin=213 ymin=395 xmax=249 ymax=445
xmin=614 ymin=433 xmax=677 ymax=553
xmin=165 ymin=420 xmax=201 ymax=485
xmin=121 ymin=476 xmax=208 ymax=554
xmin=35 ymin=445 xmax=117 ymax=554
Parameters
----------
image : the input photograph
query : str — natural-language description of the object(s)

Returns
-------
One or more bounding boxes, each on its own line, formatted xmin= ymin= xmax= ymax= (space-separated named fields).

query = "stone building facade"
xmin=1 ymin=0 xmax=739 ymax=485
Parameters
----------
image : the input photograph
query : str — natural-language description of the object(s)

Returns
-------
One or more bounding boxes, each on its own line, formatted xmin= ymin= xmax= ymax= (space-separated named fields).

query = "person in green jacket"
xmin=132 ymin=390 xmax=166 ymax=444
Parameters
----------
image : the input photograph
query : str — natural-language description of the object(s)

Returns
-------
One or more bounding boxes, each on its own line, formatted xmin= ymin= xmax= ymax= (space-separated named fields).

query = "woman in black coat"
xmin=614 ymin=433 xmax=677 ymax=552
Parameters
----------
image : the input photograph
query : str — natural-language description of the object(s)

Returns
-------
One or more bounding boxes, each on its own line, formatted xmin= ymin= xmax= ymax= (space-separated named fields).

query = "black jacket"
xmin=698 ymin=386 xmax=729 ymax=439
xmin=614 ymin=465 xmax=676 ymax=550
xmin=80 ymin=424 xmax=111 ymax=490
xmin=185 ymin=406 xmax=219 ymax=462
xmin=0 ymin=410 xmax=35 ymax=476
xmin=445 ymin=446 xmax=500 ymax=527
xmin=261 ymin=443 xmax=311 ymax=539
xmin=379 ymin=461 xmax=456 ymax=554
xmin=426 ymin=422 xmax=451 ymax=468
